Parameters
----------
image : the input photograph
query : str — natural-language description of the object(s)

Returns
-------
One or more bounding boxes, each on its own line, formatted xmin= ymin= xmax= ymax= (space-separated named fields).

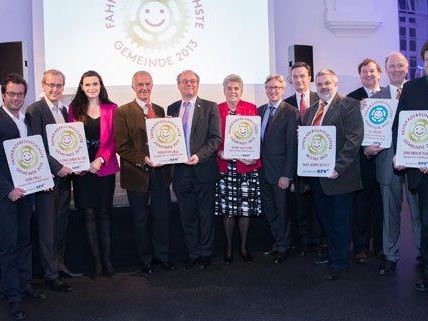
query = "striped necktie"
xmin=312 ymin=101 xmax=326 ymax=126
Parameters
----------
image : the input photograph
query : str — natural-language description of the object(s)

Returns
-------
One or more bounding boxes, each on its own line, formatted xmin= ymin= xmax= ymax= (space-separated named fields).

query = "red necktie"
xmin=146 ymin=103 xmax=156 ymax=119
xmin=300 ymin=93 xmax=307 ymax=118
xmin=311 ymin=101 xmax=325 ymax=126
xmin=396 ymin=87 xmax=401 ymax=99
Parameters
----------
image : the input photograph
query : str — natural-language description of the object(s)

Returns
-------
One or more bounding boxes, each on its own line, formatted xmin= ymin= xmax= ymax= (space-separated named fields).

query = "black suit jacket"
xmin=284 ymin=91 xmax=319 ymax=111
xmin=167 ymin=97 xmax=221 ymax=182
xmin=26 ymin=98 xmax=68 ymax=175
xmin=258 ymin=101 xmax=300 ymax=184
xmin=392 ymin=76 xmax=428 ymax=189
xmin=303 ymin=94 xmax=364 ymax=195
xmin=0 ymin=107 xmax=30 ymax=200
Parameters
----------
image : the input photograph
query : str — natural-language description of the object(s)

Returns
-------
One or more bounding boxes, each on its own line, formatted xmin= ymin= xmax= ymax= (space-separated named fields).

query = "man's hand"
xmin=278 ymin=177 xmax=290 ymax=190
xmin=187 ymin=154 xmax=199 ymax=166
xmin=58 ymin=166 xmax=72 ymax=177
xmin=328 ymin=170 xmax=339 ymax=179
xmin=393 ymin=155 xmax=406 ymax=171
xmin=144 ymin=156 xmax=162 ymax=167
xmin=364 ymin=145 xmax=384 ymax=157
xmin=8 ymin=188 xmax=25 ymax=202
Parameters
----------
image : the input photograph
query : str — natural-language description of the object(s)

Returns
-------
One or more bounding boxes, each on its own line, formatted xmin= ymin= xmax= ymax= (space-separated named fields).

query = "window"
xmin=400 ymin=26 xmax=406 ymax=36
xmin=409 ymin=28 xmax=416 ymax=37
xmin=400 ymin=39 xmax=407 ymax=50
xmin=410 ymin=40 xmax=416 ymax=51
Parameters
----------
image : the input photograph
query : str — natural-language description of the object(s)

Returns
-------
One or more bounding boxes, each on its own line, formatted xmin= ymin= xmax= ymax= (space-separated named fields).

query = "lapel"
xmin=309 ymin=91 xmax=319 ymax=105
xmin=322 ymin=94 xmax=340 ymax=125
xmin=40 ymin=98 xmax=57 ymax=124
xmin=190 ymin=97 xmax=203 ymax=137
xmin=99 ymin=103 xmax=110 ymax=145
xmin=0 ymin=107 xmax=21 ymax=137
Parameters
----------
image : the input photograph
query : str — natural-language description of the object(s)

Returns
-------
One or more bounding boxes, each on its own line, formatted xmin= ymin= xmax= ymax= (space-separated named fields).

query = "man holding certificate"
xmin=114 ymin=71 xmax=175 ymax=274
xmin=26 ymin=70 xmax=78 ymax=293
xmin=0 ymin=74 xmax=44 ymax=320
xmin=303 ymin=69 xmax=363 ymax=280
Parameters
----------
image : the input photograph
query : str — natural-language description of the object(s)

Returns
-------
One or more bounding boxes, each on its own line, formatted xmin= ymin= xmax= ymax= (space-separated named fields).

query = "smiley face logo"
xmin=232 ymin=120 xmax=253 ymax=142
xmin=122 ymin=0 xmax=190 ymax=50
xmin=58 ymin=129 xmax=79 ymax=153
xmin=18 ymin=145 xmax=39 ymax=170
xmin=155 ymin=123 xmax=177 ymax=145
xmin=408 ymin=118 xmax=428 ymax=144
xmin=369 ymin=105 xmax=388 ymax=125
xmin=307 ymin=133 xmax=328 ymax=156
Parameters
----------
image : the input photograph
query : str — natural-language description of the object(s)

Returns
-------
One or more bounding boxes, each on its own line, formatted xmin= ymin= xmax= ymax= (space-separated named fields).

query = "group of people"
xmin=1 ymin=40 xmax=428 ymax=319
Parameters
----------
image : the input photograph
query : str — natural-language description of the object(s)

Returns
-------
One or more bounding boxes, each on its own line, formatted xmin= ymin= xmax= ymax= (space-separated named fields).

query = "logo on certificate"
xmin=150 ymin=120 xmax=181 ymax=149
xmin=58 ymin=129 xmax=79 ymax=152
xmin=307 ymin=133 xmax=328 ymax=156
xmin=368 ymin=105 xmax=389 ymax=125
xmin=301 ymin=129 xmax=333 ymax=161
xmin=9 ymin=140 xmax=43 ymax=174
xmin=230 ymin=119 xmax=255 ymax=143
xmin=408 ymin=118 xmax=428 ymax=144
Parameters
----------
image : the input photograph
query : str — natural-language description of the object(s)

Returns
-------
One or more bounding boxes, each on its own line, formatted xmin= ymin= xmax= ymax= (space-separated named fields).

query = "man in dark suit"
xmin=392 ymin=41 xmax=428 ymax=291
xmin=26 ymin=70 xmax=76 ymax=292
xmin=284 ymin=62 xmax=322 ymax=255
xmin=0 ymin=74 xmax=45 ymax=320
xmin=365 ymin=52 xmax=420 ymax=275
xmin=259 ymin=74 xmax=299 ymax=263
xmin=304 ymin=69 xmax=364 ymax=280
xmin=167 ymin=70 xmax=221 ymax=269
xmin=347 ymin=58 xmax=383 ymax=264
xmin=114 ymin=71 xmax=175 ymax=274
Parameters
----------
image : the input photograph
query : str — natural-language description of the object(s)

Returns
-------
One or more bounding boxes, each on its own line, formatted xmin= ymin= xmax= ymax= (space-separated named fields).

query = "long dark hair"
xmin=70 ymin=70 xmax=113 ymax=122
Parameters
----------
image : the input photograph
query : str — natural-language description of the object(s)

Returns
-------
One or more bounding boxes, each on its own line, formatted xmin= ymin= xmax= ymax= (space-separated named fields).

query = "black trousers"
xmin=127 ymin=169 xmax=171 ymax=265
xmin=173 ymin=166 xmax=215 ymax=260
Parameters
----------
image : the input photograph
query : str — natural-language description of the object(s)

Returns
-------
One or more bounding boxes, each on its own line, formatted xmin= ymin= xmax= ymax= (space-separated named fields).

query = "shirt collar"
xmin=268 ymin=100 xmax=281 ymax=108
xmin=296 ymin=89 xmax=310 ymax=98
xmin=181 ymin=96 xmax=197 ymax=108
xmin=363 ymin=86 xmax=380 ymax=97
xmin=2 ymin=105 xmax=25 ymax=122
xmin=135 ymin=98 xmax=149 ymax=110
xmin=45 ymin=96 xmax=65 ymax=111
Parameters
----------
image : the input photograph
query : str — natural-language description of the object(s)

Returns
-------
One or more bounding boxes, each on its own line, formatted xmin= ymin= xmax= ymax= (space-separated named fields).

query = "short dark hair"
xmin=291 ymin=62 xmax=311 ymax=75
xmin=1 ymin=73 xmax=27 ymax=95
xmin=358 ymin=58 xmax=381 ymax=74
xmin=420 ymin=40 xmax=428 ymax=60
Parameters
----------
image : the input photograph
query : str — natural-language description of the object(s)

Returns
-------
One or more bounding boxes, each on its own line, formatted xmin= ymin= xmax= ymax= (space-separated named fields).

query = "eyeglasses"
xmin=266 ymin=86 xmax=283 ymax=91
xmin=134 ymin=82 xmax=152 ymax=88
xmin=5 ymin=92 xmax=25 ymax=98
xmin=180 ymin=79 xmax=198 ymax=85
xmin=44 ymin=83 xmax=64 ymax=89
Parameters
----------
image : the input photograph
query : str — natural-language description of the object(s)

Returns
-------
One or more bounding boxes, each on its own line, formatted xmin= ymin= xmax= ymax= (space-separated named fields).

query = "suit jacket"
xmin=392 ymin=76 xmax=428 ymax=190
xmin=167 ymin=97 xmax=221 ymax=182
xmin=0 ymin=107 xmax=30 ymax=200
xmin=26 ymin=98 xmax=68 ymax=175
xmin=371 ymin=85 xmax=399 ymax=185
xmin=284 ymin=91 xmax=319 ymax=111
xmin=217 ymin=100 xmax=262 ymax=173
xmin=68 ymin=102 xmax=120 ymax=177
xmin=303 ymin=94 xmax=364 ymax=195
xmin=258 ymin=101 xmax=299 ymax=184
xmin=114 ymin=100 xmax=171 ymax=192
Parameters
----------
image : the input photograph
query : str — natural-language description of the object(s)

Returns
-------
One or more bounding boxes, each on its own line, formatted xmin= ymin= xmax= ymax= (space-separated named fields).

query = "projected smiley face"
xmin=311 ymin=137 xmax=322 ymax=150
xmin=373 ymin=109 xmax=383 ymax=120
xmin=140 ymin=1 xmax=171 ymax=33
xmin=160 ymin=127 xmax=171 ymax=139
xmin=239 ymin=124 xmax=249 ymax=136
xmin=369 ymin=105 xmax=388 ymax=125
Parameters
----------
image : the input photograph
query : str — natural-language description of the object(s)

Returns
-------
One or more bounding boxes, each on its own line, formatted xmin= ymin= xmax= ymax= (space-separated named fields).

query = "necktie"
xmin=396 ymin=87 xmax=401 ymax=99
xmin=145 ymin=103 xmax=156 ymax=119
xmin=312 ymin=101 xmax=325 ymax=126
xmin=300 ymin=93 xmax=307 ymax=118
xmin=182 ymin=102 xmax=191 ymax=155
xmin=261 ymin=105 xmax=275 ymax=140
xmin=52 ymin=106 xmax=64 ymax=123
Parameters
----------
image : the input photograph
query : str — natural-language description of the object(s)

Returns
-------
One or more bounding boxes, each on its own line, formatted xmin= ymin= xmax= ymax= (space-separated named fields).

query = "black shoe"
xmin=9 ymin=302 xmax=25 ymax=320
xmin=46 ymin=278 xmax=72 ymax=292
xmin=314 ymin=256 xmax=329 ymax=265
xmin=23 ymin=287 xmax=47 ymax=301
xmin=160 ymin=261 xmax=177 ymax=271
xmin=59 ymin=267 xmax=84 ymax=279
xmin=198 ymin=257 xmax=211 ymax=270
xmin=324 ymin=268 xmax=342 ymax=280
xmin=273 ymin=252 xmax=286 ymax=264
xmin=415 ymin=277 xmax=428 ymax=292
xmin=141 ymin=263 xmax=154 ymax=274
xmin=379 ymin=259 xmax=397 ymax=276
xmin=224 ymin=255 xmax=233 ymax=265
xmin=240 ymin=251 xmax=252 ymax=263
xmin=263 ymin=248 xmax=277 ymax=256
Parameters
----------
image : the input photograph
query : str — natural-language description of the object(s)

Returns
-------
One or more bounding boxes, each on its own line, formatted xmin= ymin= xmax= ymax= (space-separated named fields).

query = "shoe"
xmin=160 ymin=261 xmax=177 ymax=271
xmin=23 ymin=287 xmax=47 ymax=301
xmin=46 ymin=278 xmax=72 ymax=292
xmin=324 ymin=268 xmax=342 ymax=280
xmin=263 ymin=248 xmax=277 ymax=256
xmin=298 ymin=245 xmax=312 ymax=256
xmin=224 ymin=255 xmax=233 ymax=264
xmin=198 ymin=257 xmax=210 ymax=270
xmin=141 ymin=263 xmax=154 ymax=274
xmin=273 ymin=252 xmax=286 ymax=264
xmin=415 ymin=277 xmax=428 ymax=292
xmin=379 ymin=259 xmax=397 ymax=276
xmin=314 ymin=256 xmax=329 ymax=265
xmin=353 ymin=252 xmax=368 ymax=264
xmin=59 ymin=267 xmax=84 ymax=279
xmin=240 ymin=251 xmax=252 ymax=263
xmin=9 ymin=301 xmax=25 ymax=320
xmin=184 ymin=259 xmax=198 ymax=270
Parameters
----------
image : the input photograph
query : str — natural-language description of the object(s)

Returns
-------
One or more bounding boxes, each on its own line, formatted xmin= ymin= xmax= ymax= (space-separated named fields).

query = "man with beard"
xmin=303 ymin=69 xmax=363 ymax=280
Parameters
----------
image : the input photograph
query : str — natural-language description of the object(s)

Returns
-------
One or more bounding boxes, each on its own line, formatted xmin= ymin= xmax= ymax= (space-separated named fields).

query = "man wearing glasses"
xmin=26 ymin=70 xmax=80 ymax=293
xmin=167 ymin=70 xmax=221 ymax=270
xmin=259 ymin=74 xmax=300 ymax=264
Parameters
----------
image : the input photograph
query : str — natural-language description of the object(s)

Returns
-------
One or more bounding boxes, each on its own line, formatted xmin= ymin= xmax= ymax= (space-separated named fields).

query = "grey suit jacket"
xmin=26 ymin=98 xmax=68 ymax=175
xmin=371 ymin=85 xmax=399 ymax=185
xmin=167 ymin=97 xmax=221 ymax=182
xmin=303 ymin=94 xmax=364 ymax=195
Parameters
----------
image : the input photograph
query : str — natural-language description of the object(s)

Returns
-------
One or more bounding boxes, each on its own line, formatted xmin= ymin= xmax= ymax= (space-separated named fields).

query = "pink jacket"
xmin=68 ymin=102 xmax=120 ymax=177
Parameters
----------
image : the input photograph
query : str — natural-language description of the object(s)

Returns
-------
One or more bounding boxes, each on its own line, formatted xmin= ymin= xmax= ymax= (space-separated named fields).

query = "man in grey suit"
xmin=259 ymin=74 xmax=300 ymax=263
xmin=365 ymin=52 xmax=421 ymax=275
xmin=303 ymin=69 xmax=364 ymax=280
xmin=26 ymin=70 xmax=79 ymax=292
xmin=167 ymin=70 xmax=221 ymax=270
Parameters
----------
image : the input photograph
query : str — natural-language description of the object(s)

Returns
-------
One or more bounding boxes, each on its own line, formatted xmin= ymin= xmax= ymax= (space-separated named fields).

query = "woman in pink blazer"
xmin=215 ymin=74 xmax=262 ymax=264
xmin=69 ymin=70 xmax=119 ymax=279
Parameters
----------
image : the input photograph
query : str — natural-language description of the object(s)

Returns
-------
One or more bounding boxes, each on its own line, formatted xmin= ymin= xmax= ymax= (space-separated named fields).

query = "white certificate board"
xmin=223 ymin=115 xmax=261 ymax=159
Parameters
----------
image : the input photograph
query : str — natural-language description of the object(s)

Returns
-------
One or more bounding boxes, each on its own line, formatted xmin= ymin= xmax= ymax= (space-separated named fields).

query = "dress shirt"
xmin=2 ymin=106 xmax=27 ymax=137
xmin=363 ymin=86 xmax=381 ymax=97
xmin=135 ymin=98 xmax=150 ymax=115
xmin=296 ymin=90 xmax=311 ymax=112
xmin=179 ymin=96 xmax=197 ymax=155
xmin=45 ymin=97 xmax=66 ymax=123
xmin=388 ymin=83 xmax=403 ymax=99
xmin=316 ymin=95 xmax=335 ymax=125
xmin=261 ymin=100 xmax=280 ymax=139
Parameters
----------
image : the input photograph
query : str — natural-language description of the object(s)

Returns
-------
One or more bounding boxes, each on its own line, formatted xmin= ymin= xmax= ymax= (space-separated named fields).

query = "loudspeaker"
xmin=288 ymin=45 xmax=314 ymax=80
xmin=0 ymin=42 xmax=25 ymax=80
